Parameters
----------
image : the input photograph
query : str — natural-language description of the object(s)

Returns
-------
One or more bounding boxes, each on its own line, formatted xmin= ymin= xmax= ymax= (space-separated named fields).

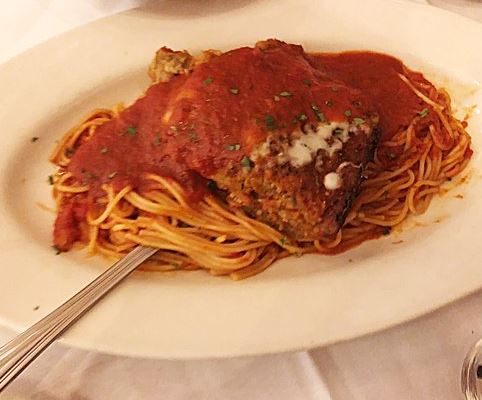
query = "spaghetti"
xmin=49 ymin=47 xmax=472 ymax=280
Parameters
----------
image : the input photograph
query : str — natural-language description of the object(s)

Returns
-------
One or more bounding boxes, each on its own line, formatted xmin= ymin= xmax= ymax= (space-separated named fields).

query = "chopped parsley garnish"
xmin=353 ymin=117 xmax=365 ymax=126
xmin=169 ymin=125 xmax=178 ymax=132
xmin=226 ymin=143 xmax=241 ymax=151
xmin=419 ymin=108 xmax=429 ymax=118
xmin=126 ymin=126 xmax=137 ymax=136
xmin=331 ymin=86 xmax=339 ymax=92
xmin=280 ymin=237 xmax=286 ymax=246
xmin=255 ymin=117 xmax=261 ymax=125
xmin=33 ymin=305 xmax=39 ymax=311
xmin=107 ymin=171 xmax=117 ymax=179
xmin=265 ymin=115 xmax=278 ymax=131
xmin=292 ymin=117 xmax=298 ymax=125
xmin=303 ymin=79 xmax=311 ymax=86
xmin=382 ymin=227 xmax=391 ymax=236
xmin=325 ymin=100 xmax=333 ymax=107
xmin=280 ymin=122 xmax=287 ymax=128
xmin=311 ymin=103 xmax=326 ymax=122
xmin=229 ymin=87 xmax=239 ymax=95
xmin=153 ymin=134 xmax=161 ymax=146
xmin=80 ymin=169 xmax=97 ymax=179
xmin=65 ymin=147 xmax=74 ymax=157
xmin=273 ymin=95 xmax=280 ymax=102
xmin=298 ymin=113 xmax=308 ymax=122
xmin=279 ymin=91 xmax=292 ymax=97
xmin=352 ymin=100 xmax=362 ymax=107
xmin=317 ymin=112 xmax=326 ymax=122
xmin=203 ymin=77 xmax=213 ymax=85
xmin=241 ymin=156 xmax=253 ymax=171
xmin=343 ymin=109 xmax=352 ymax=117
xmin=100 ymin=147 xmax=108 ymax=154
xmin=52 ymin=245 xmax=62 ymax=255
xmin=188 ymin=131 xmax=199 ymax=142
xmin=31 ymin=137 xmax=39 ymax=143
xmin=48 ymin=175 xmax=54 ymax=185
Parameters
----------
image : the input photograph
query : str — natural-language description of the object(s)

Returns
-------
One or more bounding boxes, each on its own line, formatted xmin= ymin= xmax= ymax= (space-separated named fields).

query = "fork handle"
xmin=0 ymin=246 xmax=157 ymax=393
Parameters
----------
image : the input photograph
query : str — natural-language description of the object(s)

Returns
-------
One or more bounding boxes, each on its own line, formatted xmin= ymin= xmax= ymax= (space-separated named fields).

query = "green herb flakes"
xmin=226 ymin=143 xmax=241 ymax=151
xmin=241 ymin=156 xmax=253 ymax=171
xmin=188 ymin=131 xmax=199 ymax=142
xmin=333 ymin=127 xmax=344 ymax=136
xmin=280 ymin=237 xmax=286 ymax=246
xmin=81 ymin=169 xmax=96 ymax=179
xmin=279 ymin=91 xmax=292 ymax=97
xmin=298 ymin=113 xmax=308 ymax=122
xmin=52 ymin=245 xmax=62 ymax=255
xmin=265 ymin=115 xmax=278 ymax=131
xmin=353 ymin=117 xmax=365 ymax=126
xmin=229 ymin=87 xmax=239 ymax=95
xmin=48 ymin=175 xmax=54 ymax=185
xmin=153 ymin=134 xmax=161 ymax=146
xmin=303 ymin=79 xmax=311 ymax=86
xmin=311 ymin=103 xmax=326 ymax=122
xmin=325 ymin=100 xmax=333 ymax=107
xmin=203 ymin=77 xmax=213 ymax=86
xmin=419 ymin=108 xmax=429 ymax=118
xmin=126 ymin=126 xmax=137 ymax=136
xmin=344 ymin=110 xmax=352 ymax=118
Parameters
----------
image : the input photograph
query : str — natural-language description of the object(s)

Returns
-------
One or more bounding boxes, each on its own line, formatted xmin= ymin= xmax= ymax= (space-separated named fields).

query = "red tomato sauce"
xmin=309 ymin=51 xmax=428 ymax=140
xmin=67 ymin=43 xmax=385 ymax=199
xmin=55 ymin=42 xmax=438 ymax=251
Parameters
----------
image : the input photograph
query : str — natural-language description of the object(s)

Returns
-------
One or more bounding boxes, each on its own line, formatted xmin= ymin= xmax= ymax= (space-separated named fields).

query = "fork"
xmin=0 ymin=245 xmax=157 ymax=393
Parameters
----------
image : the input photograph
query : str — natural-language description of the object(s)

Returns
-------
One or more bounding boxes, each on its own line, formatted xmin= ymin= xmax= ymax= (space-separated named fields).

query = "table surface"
xmin=1 ymin=1 xmax=482 ymax=399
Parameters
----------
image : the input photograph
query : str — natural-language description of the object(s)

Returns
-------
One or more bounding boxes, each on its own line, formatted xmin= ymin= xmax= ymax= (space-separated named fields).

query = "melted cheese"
xmin=324 ymin=172 xmax=341 ymax=190
xmin=250 ymin=141 xmax=270 ymax=160
xmin=285 ymin=122 xmax=350 ymax=167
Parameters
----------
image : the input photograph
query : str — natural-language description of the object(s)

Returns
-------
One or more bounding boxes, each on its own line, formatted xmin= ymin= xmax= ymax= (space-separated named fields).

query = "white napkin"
xmin=2 ymin=1 xmax=482 ymax=400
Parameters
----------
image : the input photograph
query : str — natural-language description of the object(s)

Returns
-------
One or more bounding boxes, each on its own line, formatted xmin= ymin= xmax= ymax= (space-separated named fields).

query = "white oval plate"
xmin=0 ymin=0 xmax=481 ymax=359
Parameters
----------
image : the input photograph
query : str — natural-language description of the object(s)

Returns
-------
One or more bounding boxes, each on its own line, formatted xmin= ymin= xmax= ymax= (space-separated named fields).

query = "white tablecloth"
xmin=1 ymin=1 xmax=482 ymax=399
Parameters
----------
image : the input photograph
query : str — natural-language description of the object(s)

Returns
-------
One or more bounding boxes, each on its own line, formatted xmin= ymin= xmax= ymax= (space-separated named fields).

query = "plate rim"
xmin=0 ymin=0 xmax=482 ymax=359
